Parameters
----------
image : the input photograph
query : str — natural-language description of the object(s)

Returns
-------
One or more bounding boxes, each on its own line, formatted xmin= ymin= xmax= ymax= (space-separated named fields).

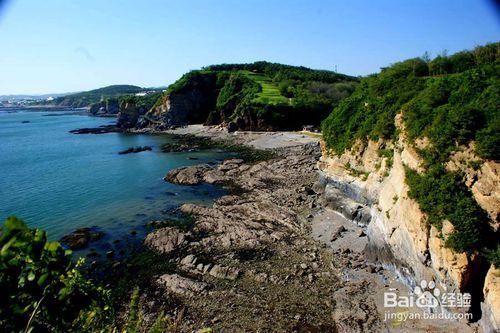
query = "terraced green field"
xmin=240 ymin=71 xmax=290 ymax=105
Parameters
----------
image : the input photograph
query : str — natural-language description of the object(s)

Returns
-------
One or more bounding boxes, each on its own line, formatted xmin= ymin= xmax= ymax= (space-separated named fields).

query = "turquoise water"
xmin=0 ymin=108 xmax=231 ymax=252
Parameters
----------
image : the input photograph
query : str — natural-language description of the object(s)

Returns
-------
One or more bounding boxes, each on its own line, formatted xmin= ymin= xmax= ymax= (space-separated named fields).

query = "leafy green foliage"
xmin=405 ymin=166 xmax=492 ymax=253
xmin=153 ymin=61 xmax=359 ymax=130
xmin=321 ymin=43 xmax=499 ymax=160
xmin=120 ymin=91 xmax=163 ymax=114
xmin=205 ymin=61 xmax=355 ymax=83
xmin=0 ymin=217 xmax=112 ymax=332
xmin=321 ymin=43 xmax=499 ymax=259
xmin=486 ymin=245 xmax=500 ymax=269
xmin=240 ymin=71 xmax=289 ymax=105
xmin=126 ymin=287 xmax=141 ymax=333
xmin=209 ymin=73 xmax=259 ymax=124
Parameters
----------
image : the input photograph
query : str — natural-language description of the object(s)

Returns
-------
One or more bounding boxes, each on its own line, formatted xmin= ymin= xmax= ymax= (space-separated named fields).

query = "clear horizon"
xmin=0 ymin=0 xmax=498 ymax=95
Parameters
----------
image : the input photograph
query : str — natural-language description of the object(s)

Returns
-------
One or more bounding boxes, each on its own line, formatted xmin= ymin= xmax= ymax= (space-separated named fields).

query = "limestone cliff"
xmin=317 ymin=113 xmax=499 ymax=330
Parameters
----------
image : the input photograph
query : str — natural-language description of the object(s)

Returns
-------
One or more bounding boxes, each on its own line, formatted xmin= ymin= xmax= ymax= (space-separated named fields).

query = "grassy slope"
xmin=151 ymin=61 xmax=359 ymax=130
xmin=240 ymin=71 xmax=290 ymax=105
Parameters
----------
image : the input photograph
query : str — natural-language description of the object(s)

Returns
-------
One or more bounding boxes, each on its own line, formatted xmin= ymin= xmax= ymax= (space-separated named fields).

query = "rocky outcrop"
xmin=118 ymin=146 xmax=152 ymax=154
xmin=69 ymin=124 xmax=120 ymax=134
xmin=144 ymin=73 xmax=218 ymax=129
xmin=164 ymin=164 xmax=213 ymax=185
xmin=60 ymin=227 xmax=104 ymax=250
xmin=446 ymin=143 xmax=500 ymax=229
xmin=157 ymin=274 xmax=208 ymax=296
xmin=481 ymin=266 xmax=500 ymax=332
xmin=179 ymin=254 xmax=240 ymax=280
xmin=139 ymin=138 xmax=479 ymax=331
xmin=144 ymin=227 xmax=189 ymax=254
xmin=472 ymin=162 xmax=500 ymax=229
xmin=89 ymin=99 xmax=120 ymax=116
xmin=117 ymin=101 xmax=140 ymax=128
xmin=317 ymin=113 xmax=499 ymax=328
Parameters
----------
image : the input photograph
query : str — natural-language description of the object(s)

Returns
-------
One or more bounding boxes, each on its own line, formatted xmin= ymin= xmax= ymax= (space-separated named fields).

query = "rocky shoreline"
xmin=123 ymin=127 xmax=477 ymax=332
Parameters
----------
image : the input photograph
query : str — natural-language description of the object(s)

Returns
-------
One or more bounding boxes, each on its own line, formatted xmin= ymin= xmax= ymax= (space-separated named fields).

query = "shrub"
xmin=321 ymin=43 xmax=499 ymax=262
xmin=0 ymin=217 xmax=112 ymax=332
xmin=486 ymin=245 xmax=500 ymax=269
xmin=405 ymin=166 xmax=492 ymax=253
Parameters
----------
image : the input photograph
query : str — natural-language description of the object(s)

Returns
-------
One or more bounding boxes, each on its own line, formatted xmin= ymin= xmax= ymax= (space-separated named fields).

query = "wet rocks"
xmin=118 ymin=146 xmax=152 ymax=154
xmin=164 ymin=164 xmax=212 ymax=185
xmin=160 ymin=142 xmax=199 ymax=152
xmin=144 ymin=227 xmax=189 ymax=254
xmin=60 ymin=227 xmax=105 ymax=250
xmin=69 ymin=125 xmax=120 ymax=134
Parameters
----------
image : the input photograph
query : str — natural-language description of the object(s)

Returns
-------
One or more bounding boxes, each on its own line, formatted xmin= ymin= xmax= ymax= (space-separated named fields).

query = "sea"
xmin=0 ymin=107 xmax=232 ymax=255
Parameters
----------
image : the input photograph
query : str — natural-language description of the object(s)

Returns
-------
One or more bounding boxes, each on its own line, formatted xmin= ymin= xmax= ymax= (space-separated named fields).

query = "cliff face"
xmin=144 ymin=74 xmax=218 ymax=129
xmin=89 ymin=99 xmax=120 ymax=115
xmin=317 ymin=113 xmax=499 ymax=330
xmin=116 ymin=101 xmax=139 ymax=128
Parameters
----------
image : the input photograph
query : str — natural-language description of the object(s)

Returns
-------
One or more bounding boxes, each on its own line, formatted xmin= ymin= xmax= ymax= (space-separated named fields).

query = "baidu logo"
xmin=383 ymin=279 xmax=474 ymax=322
xmin=384 ymin=279 xmax=471 ymax=309
xmin=413 ymin=279 xmax=440 ymax=308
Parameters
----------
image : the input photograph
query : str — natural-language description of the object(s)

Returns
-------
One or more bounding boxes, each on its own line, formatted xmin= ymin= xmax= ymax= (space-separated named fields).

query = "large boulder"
xmin=164 ymin=164 xmax=212 ymax=185
xmin=144 ymin=227 xmax=188 ymax=254
xmin=60 ymin=227 xmax=104 ymax=250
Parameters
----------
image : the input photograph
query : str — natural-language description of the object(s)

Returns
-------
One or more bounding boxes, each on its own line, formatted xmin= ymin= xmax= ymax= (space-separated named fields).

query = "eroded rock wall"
xmin=144 ymin=74 xmax=218 ymax=129
xmin=317 ymin=114 xmax=499 ymax=330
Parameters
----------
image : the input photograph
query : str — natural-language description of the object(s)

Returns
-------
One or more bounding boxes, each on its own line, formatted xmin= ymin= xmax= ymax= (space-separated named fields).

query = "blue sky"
xmin=0 ymin=0 xmax=498 ymax=95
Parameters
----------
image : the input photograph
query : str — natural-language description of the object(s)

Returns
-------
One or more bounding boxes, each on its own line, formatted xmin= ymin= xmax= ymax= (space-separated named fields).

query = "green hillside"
xmin=152 ymin=61 xmax=358 ymax=130
xmin=48 ymin=85 xmax=148 ymax=108
xmin=321 ymin=42 xmax=499 ymax=258
xmin=240 ymin=71 xmax=290 ymax=105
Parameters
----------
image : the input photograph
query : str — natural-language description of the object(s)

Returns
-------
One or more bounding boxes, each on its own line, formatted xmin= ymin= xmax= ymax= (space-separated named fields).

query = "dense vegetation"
xmin=321 ymin=43 xmax=499 ymax=257
xmin=0 ymin=217 xmax=188 ymax=332
xmin=45 ymin=85 xmax=149 ymax=108
xmin=0 ymin=217 xmax=111 ymax=332
xmin=152 ymin=61 xmax=358 ymax=130
xmin=322 ymin=43 xmax=499 ymax=159
xmin=90 ymin=91 xmax=163 ymax=116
